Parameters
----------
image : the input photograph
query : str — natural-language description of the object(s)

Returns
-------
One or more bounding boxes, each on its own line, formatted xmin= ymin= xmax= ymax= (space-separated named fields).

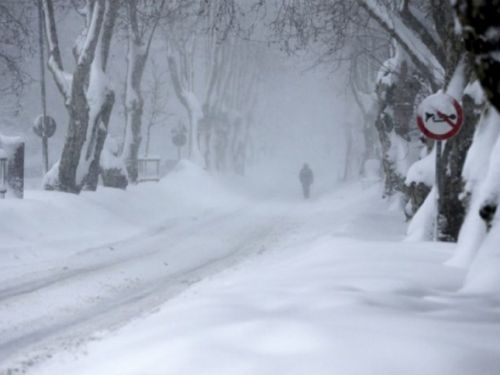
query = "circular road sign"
xmin=33 ymin=115 xmax=57 ymax=138
xmin=416 ymin=92 xmax=463 ymax=140
xmin=172 ymin=132 xmax=187 ymax=147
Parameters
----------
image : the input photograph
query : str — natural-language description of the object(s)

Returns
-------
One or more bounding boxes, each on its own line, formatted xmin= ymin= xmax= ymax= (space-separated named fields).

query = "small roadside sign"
xmin=172 ymin=133 xmax=187 ymax=147
xmin=416 ymin=92 xmax=463 ymax=140
xmin=33 ymin=115 xmax=57 ymax=138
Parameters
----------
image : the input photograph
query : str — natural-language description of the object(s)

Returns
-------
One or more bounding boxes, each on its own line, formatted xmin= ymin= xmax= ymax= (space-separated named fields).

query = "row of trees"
xmin=3 ymin=0 xmax=500 ymax=293
xmin=272 ymin=0 xmax=500 ymax=293
xmin=0 ymin=0 xmax=269 ymax=193
xmin=0 ymin=1 xmax=34 ymax=115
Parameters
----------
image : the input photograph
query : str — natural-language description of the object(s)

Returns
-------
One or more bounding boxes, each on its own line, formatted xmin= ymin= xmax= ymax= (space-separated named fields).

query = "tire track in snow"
xmin=0 ymin=205 xmax=298 ymax=374
xmin=0 ymin=208 xmax=245 ymax=302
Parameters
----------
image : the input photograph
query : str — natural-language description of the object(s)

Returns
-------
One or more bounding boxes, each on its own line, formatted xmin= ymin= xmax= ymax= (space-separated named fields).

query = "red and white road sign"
xmin=416 ymin=92 xmax=463 ymax=140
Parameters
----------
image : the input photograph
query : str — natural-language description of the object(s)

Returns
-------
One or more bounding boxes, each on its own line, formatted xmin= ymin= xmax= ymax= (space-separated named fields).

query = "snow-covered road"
xmin=0 ymin=200 xmax=298 ymax=372
xmin=0 ymin=161 xmax=369 ymax=373
xmin=2 ymin=162 xmax=500 ymax=375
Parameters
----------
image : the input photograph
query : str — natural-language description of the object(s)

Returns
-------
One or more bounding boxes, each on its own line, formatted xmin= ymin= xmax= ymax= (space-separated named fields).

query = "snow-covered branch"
xmin=42 ymin=0 xmax=72 ymax=101
xmin=358 ymin=0 xmax=444 ymax=91
xmin=399 ymin=3 xmax=445 ymax=66
xmin=77 ymin=0 xmax=105 ymax=68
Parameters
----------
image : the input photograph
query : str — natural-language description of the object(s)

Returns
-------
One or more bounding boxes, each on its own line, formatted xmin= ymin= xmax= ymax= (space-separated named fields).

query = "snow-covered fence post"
xmin=0 ymin=135 xmax=24 ymax=199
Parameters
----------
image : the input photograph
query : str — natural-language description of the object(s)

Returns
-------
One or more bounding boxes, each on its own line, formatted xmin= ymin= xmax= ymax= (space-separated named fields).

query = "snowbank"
xmin=0 ymin=160 xmax=243 ymax=268
xmin=4 ymin=164 xmax=500 ymax=375
xmin=30 ymin=226 xmax=500 ymax=375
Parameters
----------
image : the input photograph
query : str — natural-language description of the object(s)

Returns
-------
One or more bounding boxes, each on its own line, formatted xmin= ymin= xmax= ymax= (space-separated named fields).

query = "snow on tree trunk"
xmin=459 ymin=106 xmax=500 ymax=292
xmin=348 ymin=48 xmax=382 ymax=178
xmin=41 ymin=0 xmax=118 ymax=193
xmin=447 ymin=96 xmax=493 ymax=267
xmin=100 ymin=136 xmax=128 ymax=189
xmin=430 ymin=23 xmax=477 ymax=242
xmin=118 ymin=0 xmax=164 ymax=184
xmin=184 ymin=92 xmax=205 ymax=167
xmin=405 ymin=140 xmax=433 ymax=226
xmin=122 ymin=42 xmax=147 ymax=183
xmin=375 ymin=47 xmax=421 ymax=207
xmin=449 ymin=0 xmax=500 ymax=293
xmin=166 ymin=47 xmax=205 ymax=167
xmin=406 ymin=18 xmax=478 ymax=242
xmin=438 ymin=91 xmax=478 ymax=241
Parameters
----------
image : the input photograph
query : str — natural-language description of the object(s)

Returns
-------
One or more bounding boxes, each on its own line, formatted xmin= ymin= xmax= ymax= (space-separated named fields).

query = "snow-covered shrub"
xmin=100 ymin=137 xmax=128 ymax=190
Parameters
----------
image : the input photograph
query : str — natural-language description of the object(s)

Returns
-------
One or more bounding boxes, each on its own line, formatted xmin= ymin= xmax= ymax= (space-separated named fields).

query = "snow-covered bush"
xmin=100 ymin=137 xmax=128 ymax=190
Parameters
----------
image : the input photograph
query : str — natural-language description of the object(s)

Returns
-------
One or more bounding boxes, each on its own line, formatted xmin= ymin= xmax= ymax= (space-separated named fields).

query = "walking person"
xmin=299 ymin=163 xmax=314 ymax=199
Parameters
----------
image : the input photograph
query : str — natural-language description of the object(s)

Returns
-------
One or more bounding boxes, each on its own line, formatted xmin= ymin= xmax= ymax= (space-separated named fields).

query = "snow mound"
xmin=405 ymin=147 xmax=435 ymax=187
xmin=159 ymin=159 xmax=243 ymax=207
xmin=0 ymin=160 xmax=246 ymax=268
xmin=170 ymin=159 xmax=206 ymax=177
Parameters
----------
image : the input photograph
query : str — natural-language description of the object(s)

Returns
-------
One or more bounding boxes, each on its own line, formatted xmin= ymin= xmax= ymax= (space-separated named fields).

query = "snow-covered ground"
xmin=1 ymin=161 xmax=500 ymax=375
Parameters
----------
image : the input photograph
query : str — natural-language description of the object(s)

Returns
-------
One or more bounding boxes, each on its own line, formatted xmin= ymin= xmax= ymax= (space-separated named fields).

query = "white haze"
xmin=18 ymin=20 xmax=355 ymax=191
xmin=247 ymin=67 xmax=350 ymax=198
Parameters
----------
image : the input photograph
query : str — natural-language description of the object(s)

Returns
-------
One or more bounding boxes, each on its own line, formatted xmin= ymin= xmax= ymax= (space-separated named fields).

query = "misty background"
xmin=2 ymin=2 xmax=357 ymax=196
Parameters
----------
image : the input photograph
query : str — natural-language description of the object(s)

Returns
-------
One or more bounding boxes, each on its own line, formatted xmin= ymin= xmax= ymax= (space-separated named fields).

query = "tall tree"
xmin=42 ymin=0 xmax=119 ymax=193
xmin=142 ymin=59 xmax=171 ymax=158
xmin=273 ymin=0 xmax=480 ymax=241
xmin=164 ymin=21 xmax=204 ymax=165
xmin=446 ymin=0 xmax=500 ymax=292
xmin=164 ymin=0 xmax=264 ymax=172
xmin=358 ymin=0 xmax=443 ymax=209
xmin=201 ymin=37 xmax=265 ymax=174
xmin=120 ymin=0 xmax=165 ymax=183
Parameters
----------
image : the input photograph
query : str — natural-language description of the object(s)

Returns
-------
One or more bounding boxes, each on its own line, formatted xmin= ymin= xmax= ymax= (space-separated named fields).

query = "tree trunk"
xmin=438 ymin=93 xmax=478 ymax=241
xmin=454 ymin=0 xmax=500 ymax=113
xmin=122 ymin=50 xmax=146 ymax=183
xmin=166 ymin=51 xmax=205 ymax=166
xmin=375 ymin=55 xmax=420 ymax=201
xmin=42 ymin=0 xmax=118 ymax=193
xmin=55 ymin=67 xmax=92 ymax=193
xmin=436 ymin=12 xmax=478 ymax=241
xmin=84 ymin=90 xmax=115 ymax=190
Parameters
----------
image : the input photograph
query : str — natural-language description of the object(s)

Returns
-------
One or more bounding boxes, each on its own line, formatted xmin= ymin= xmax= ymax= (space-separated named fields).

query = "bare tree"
xmin=164 ymin=0 xmax=265 ymax=173
xmin=164 ymin=20 xmax=204 ymax=165
xmin=0 ymin=1 xmax=35 ymax=112
xmin=119 ymin=0 xmax=166 ymax=183
xmin=143 ymin=58 xmax=172 ymax=157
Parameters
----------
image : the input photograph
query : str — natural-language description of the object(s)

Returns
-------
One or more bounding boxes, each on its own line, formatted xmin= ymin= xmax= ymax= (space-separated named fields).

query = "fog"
xmin=4 ymin=2 xmax=500 ymax=374
xmin=2 ymin=3 xmax=358 ymax=194
xmin=246 ymin=67 xmax=351 ymax=197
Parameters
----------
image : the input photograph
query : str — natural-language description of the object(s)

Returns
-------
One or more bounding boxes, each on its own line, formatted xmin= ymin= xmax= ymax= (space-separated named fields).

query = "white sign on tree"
xmin=416 ymin=92 xmax=463 ymax=140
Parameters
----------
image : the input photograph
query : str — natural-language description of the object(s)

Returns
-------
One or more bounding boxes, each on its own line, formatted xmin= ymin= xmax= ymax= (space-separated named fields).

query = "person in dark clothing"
xmin=299 ymin=163 xmax=314 ymax=199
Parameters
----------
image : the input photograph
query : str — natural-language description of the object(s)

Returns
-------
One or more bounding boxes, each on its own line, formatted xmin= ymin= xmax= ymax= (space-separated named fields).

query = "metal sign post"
xmin=171 ymin=124 xmax=187 ymax=161
xmin=434 ymin=140 xmax=442 ymax=241
xmin=416 ymin=92 xmax=464 ymax=241
xmin=38 ymin=0 xmax=49 ymax=174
